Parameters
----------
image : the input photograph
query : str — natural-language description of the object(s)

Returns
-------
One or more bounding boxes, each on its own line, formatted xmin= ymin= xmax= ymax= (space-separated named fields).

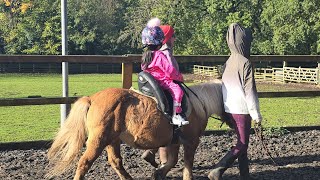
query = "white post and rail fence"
xmin=193 ymin=57 xmax=320 ymax=85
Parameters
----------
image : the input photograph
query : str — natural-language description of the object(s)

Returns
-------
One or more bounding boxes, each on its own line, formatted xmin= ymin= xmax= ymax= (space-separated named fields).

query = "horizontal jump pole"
xmin=0 ymin=91 xmax=319 ymax=106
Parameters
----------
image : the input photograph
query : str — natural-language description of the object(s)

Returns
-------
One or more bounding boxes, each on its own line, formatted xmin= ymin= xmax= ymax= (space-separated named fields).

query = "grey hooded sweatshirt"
xmin=222 ymin=23 xmax=262 ymax=121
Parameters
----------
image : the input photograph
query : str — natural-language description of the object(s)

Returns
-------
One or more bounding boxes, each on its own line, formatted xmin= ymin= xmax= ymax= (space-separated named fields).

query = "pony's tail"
xmin=46 ymin=96 xmax=91 ymax=178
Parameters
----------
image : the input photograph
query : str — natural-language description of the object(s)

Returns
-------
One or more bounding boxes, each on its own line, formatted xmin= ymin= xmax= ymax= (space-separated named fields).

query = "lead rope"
xmin=254 ymin=123 xmax=279 ymax=166
xmin=182 ymin=82 xmax=277 ymax=166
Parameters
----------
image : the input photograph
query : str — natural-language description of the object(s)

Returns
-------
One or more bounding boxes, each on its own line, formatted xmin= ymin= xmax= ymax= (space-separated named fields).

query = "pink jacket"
xmin=160 ymin=44 xmax=180 ymax=72
xmin=142 ymin=50 xmax=183 ymax=83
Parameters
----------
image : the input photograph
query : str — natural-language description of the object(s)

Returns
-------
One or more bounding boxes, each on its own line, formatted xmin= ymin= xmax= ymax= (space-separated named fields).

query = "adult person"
xmin=208 ymin=23 xmax=263 ymax=180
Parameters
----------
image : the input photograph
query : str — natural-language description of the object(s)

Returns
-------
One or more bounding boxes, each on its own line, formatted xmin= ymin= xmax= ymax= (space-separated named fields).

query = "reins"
xmin=180 ymin=82 xmax=198 ymax=98
xmin=180 ymin=82 xmax=208 ymax=117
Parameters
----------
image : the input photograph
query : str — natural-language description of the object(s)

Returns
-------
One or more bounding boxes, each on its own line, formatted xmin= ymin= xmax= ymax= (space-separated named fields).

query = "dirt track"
xmin=1 ymin=130 xmax=319 ymax=180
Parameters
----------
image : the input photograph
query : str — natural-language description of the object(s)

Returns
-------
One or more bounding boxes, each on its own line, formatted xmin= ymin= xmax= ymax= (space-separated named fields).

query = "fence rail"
xmin=1 ymin=90 xmax=320 ymax=107
xmin=1 ymin=55 xmax=320 ymax=107
xmin=0 ymin=97 xmax=79 ymax=106
xmin=193 ymin=65 xmax=219 ymax=77
xmin=194 ymin=64 xmax=320 ymax=85
xmin=284 ymin=67 xmax=318 ymax=84
xmin=1 ymin=55 xmax=320 ymax=63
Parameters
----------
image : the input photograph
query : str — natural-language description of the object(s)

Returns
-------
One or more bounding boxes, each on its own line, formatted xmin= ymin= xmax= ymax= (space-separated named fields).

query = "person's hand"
xmin=180 ymin=75 xmax=184 ymax=82
xmin=254 ymin=118 xmax=262 ymax=125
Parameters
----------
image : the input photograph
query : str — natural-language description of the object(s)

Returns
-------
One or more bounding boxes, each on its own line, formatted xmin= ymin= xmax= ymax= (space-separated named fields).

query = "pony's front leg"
xmin=106 ymin=140 xmax=133 ymax=180
xmin=182 ymin=139 xmax=199 ymax=180
xmin=153 ymin=144 xmax=180 ymax=180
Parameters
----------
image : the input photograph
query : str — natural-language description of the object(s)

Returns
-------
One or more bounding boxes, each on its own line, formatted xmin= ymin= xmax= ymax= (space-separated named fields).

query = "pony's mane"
xmin=188 ymin=80 xmax=224 ymax=120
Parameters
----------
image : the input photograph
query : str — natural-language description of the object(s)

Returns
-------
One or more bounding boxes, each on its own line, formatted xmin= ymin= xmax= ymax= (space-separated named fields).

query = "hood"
xmin=226 ymin=23 xmax=252 ymax=59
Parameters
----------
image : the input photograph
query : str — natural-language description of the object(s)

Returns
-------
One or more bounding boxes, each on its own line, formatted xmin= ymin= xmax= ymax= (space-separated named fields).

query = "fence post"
xmin=283 ymin=61 xmax=287 ymax=83
xmin=298 ymin=66 xmax=301 ymax=83
xmin=317 ymin=62 xmax=320 ymax=86
xmin=122 ymin=63 xmax=133 ymax=89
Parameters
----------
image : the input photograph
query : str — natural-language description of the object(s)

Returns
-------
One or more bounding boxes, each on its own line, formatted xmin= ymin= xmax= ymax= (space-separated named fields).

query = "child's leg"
xmin=165 ymin=82 xmax=184 ymax=115
xmin=160 ymin=81 xmax=188 ymax=126
xmin=164 ymin=82 xmax=189 ymax=126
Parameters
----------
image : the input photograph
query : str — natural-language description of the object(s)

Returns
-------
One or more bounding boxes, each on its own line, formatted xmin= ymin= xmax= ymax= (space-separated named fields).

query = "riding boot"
xmin=238 ymin=153 xmax=250 ymax=180
xmin=208 ymin=151 xmax=237 ymax=180
xmin=141 ymin=149 xmax=158 ymax=168
xmin=172 ymin=102 xmax=189 ymax=126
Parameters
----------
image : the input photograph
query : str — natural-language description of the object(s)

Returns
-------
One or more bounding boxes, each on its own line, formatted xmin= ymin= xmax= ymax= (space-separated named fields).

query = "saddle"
xmin=137 ymin=71 xmax=189 ymax=120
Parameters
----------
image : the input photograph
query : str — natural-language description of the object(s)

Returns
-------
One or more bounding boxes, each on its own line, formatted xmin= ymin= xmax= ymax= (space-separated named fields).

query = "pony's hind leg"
xmin=106 ymin=140 xmax=133 ymax=180
xmin=73 ymin=132 xmax=108 ymax=180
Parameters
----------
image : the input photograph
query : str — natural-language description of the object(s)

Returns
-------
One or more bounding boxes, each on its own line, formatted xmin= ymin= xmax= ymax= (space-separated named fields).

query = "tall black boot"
xmin=208 ymin=151 xmax=237 ymax=180
xmin=238 ymin=153 xmax=250 ymax=180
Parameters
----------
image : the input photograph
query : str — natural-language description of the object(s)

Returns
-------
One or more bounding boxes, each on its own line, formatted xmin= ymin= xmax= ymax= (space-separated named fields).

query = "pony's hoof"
xmin=152 ymin=169 xmax=166 ymax=180
xmin=208 ymin=169 xmax=221 ymax=180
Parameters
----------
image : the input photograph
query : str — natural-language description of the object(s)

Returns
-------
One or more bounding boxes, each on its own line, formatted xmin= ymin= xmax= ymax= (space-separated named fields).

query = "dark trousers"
xmin=227 ymin=113 xmax=251 ymax=156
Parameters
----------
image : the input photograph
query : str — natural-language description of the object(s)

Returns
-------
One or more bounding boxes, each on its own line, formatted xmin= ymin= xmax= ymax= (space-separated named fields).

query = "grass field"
xmin=0 ymin=73 xmax=319 ymax=142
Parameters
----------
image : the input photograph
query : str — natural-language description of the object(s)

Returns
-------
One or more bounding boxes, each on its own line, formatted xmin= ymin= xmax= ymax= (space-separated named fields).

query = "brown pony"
xmin=46 ymin=80 xmax=224 ymax=180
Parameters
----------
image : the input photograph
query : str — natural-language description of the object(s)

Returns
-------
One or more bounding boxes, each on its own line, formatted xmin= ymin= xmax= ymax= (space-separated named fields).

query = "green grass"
xmin=0 ymin=73 xmax=319 ymax=142
xmin=0 ymin=73 xmax=139 ymax=142
xmin=0 ymin=105 xmax=60 ymax=142
xmin=0 ymin=73 xmax=129 ymax=98
xmin=207 ymin=96 xmax=320 ymax=130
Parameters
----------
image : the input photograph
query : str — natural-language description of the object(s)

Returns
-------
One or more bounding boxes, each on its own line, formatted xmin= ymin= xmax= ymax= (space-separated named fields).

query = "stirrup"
xmin=172 ymin=114 xmax=189 ymax=126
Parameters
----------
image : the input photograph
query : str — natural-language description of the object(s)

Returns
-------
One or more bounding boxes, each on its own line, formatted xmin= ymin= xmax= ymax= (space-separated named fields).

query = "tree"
xmin=67 ymin=0 xmax=116 ymax=54
xmin=151 ymin=0 xmax=211 ymax=55
xmin=258 ymin=0 xmax=320 ymax=55
xmin=117 ymin=0 xmax=157 ymax=53
xmin=1 ymin=0 xmax=61 ymax=54
xmin=1 ymin=0 xmax=319 ymax=55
